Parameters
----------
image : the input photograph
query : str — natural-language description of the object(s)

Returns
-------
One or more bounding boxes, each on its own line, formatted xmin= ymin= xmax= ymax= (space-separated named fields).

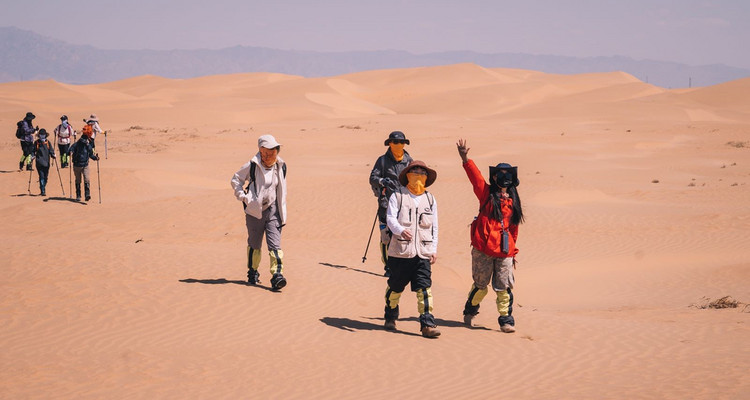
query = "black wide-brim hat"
xmin=25 ymin=112 xmax=35 ymax=120
xmin=384 ymin=131 xmax=410 ymax=146
xmin=489 ymin=163 xmax=520 ymax=187
xmin=399 ymin=160 xmax=437 ymax=187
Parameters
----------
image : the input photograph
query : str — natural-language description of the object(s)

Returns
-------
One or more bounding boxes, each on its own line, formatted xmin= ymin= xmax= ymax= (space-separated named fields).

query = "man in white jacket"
xmin=231 ymin=135 xmax=288 ymax=291
xmin=382 ymin=160 xmax=440 ymax=338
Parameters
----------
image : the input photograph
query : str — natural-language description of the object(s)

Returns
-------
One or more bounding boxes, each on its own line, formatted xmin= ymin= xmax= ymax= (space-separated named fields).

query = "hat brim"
xmin=399 ymin=163 xmax=437 ymax=187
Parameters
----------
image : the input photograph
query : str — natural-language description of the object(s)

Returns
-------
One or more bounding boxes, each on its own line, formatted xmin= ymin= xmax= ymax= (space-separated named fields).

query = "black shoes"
xmin=247 ymin=269 xmax=260 ymax=285
xmin=270 ymin=273 xmax=287 ymax=291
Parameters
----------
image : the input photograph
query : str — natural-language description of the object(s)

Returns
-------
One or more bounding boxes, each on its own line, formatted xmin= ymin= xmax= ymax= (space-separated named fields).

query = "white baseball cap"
xmin=258 ymin=134 xmax=281 ymax=149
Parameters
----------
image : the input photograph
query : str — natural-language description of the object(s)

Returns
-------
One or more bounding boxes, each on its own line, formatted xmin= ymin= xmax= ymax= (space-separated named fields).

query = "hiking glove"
xmin=381 ymin=178 xmax=398 ymax=192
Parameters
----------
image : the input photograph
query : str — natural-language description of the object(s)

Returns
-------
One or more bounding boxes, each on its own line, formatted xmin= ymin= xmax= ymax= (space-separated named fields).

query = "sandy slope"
xmin=1 ymin=64 xmax=748 ymax=399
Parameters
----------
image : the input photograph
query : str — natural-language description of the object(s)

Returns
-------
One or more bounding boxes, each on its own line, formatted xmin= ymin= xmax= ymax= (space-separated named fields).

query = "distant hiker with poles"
xmin=32 ymin=129 xmax=56 ymax=196
xmin=456 ymin=139 xmax=525 ymax=333
xmin=82 ymin=114 xmax=104 ymax=153
xmin=54 ymin=115 xmax=75 ymax=168
xmin=69 ymin=133 xmax=99 ymax=202
xmin=368 ymin=131 xmax=413 ymax=276
xmin=231 ymin=135 xmax=289 ymax=291
xmin=16 ymin=112 xmax=38 ymax=171
xmin=382 ymin=160 xmax=441 ymax=338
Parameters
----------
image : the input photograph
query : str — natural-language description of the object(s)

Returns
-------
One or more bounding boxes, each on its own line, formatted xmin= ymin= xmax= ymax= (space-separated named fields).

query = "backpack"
xmin=81 ymin=124 xmax=93 ymax=138
xmin=15 ymin=121 xmax=24 ymax=139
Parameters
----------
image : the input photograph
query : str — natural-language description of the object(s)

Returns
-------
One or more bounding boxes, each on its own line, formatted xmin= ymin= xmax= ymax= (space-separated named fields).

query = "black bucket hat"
xmin=398 ymin=160 xmax=437 ymax=187
xmin=60 ymin=115 xmax=68 ymax=121
xmin=25 ymin=112 xmax=35 ymax=120
xmin=489 ymin=163 xmax=519 ymax=187
xmin=384 ymin=131 xmax=410 ymax=146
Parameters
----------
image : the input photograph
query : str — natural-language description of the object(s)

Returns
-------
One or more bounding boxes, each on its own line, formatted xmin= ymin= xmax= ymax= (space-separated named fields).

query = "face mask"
xmin=39 ymin=134 xmax=47 ymax=141
xmin=389 ymin=143 xmax=405 ymax=161
xmin=62 ymin=120 xmax=69 ymax=129
xmin=406 ymin=172 xmax=426 ymax=195
xmin=495 ymin=171 xmax=514 ymax=188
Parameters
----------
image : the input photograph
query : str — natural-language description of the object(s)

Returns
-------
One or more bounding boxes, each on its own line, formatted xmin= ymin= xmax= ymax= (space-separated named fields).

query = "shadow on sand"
xmin=321 ymin=315 xmax=489 ymax=336
xmin=319 ymin=262 xmax=383 ymax=277
xmin=179 ymin=278 xmax=279 ymax=293
xmin=43 ymin=196 xmax=86 ymax=205
xmin=320 ymin=316 xmax=422 ymax=337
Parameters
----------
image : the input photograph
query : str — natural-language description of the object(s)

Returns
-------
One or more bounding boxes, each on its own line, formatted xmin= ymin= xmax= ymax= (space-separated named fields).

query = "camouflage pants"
xmin=471 ymin=247 xmax=514 ymax=291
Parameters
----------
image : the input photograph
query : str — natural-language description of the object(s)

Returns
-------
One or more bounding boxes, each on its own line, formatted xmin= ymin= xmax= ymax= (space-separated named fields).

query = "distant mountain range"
xmin=2 ymin=26 xmax=748 ymax=88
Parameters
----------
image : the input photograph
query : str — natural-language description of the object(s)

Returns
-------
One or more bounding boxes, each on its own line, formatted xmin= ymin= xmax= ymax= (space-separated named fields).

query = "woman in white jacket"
xmin=231 ymin=135 xmax=288 ymax=291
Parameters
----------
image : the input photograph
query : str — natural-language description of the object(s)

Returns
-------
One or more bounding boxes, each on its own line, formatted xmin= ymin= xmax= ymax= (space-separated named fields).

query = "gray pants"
xmin=73 ymin=165 xmax=91 ymax=186
xmin=245 ymin=202 xmax=282 ymax=250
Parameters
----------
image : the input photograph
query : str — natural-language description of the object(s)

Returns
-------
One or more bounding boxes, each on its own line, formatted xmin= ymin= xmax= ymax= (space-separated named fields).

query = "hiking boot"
xmin=26 ymin=164 xmax=33 ymax=171
xmin=19 ymin=161 xmax=24 ymax=170
xmin=85 ymin=184 xmax=91 ymax=201
xmin=40 ymin=188 xmax=46 ymax=196
xmin=270 ymin=273 xmax=287 ymax=291
xmin=247 ymin=269 xmax=260 ymax=285
xmin=384 ymin=319 xmax=397 ymax=331
xmin=500 ymin=324 xmax=516 ymax=333
xmin=463 ymin=313 xmax=475 ymax=327
xmin=76 ymin=196 xmax=81 ymax=202
xmin=421 ymin=326 xmax=441 ymax=338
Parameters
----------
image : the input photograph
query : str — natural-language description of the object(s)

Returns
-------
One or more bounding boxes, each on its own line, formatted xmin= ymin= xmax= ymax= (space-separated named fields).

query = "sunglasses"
xmin=390 ymin=140 xmax=407 ymax=144
xmin=409 ymin=168 xmax=427 ymax=175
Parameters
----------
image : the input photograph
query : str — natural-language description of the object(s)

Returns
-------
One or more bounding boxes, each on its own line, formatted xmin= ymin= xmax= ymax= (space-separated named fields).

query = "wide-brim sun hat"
xmin=258 ymin=134 xmax=281 ymax=149
xmin=398 ymin=160 xmax=437 ymax=187
xmin=384 ymin=131 xmax=410 ymax=146
xmin=489 ymin=163 xmax=520 ymax=187
xmin=86 ymin=114 xmax=98 ymax=122
xmin=25 ymin=112 xmax=35 ymax=120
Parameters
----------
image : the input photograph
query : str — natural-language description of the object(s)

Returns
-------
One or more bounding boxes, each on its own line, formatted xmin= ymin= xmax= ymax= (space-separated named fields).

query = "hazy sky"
xmin=3 ymin=0 xmax=749 ymax=68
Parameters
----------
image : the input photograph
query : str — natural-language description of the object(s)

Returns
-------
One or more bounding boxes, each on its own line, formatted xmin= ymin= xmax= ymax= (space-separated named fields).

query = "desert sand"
xmin=1 ymin=63 xmax=748 ymax=399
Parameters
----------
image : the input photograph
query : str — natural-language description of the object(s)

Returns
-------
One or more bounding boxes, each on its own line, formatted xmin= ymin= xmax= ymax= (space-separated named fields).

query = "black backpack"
xmin=15 ymin=121 xmax=24 ymax=139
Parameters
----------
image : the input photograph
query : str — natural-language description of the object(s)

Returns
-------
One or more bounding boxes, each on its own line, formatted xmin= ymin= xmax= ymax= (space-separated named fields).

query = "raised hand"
xmin=456 ymin=138 xmax=470 ymax=163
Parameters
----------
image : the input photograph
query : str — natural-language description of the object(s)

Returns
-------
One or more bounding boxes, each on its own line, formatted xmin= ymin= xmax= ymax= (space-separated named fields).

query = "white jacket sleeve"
xmin=230 ymin=161 xmax=253 ymax=201
xmin=386 ymin=193 xmax=405 ymax=236
xmin=431 ymin=197 xmax=438 ymax=252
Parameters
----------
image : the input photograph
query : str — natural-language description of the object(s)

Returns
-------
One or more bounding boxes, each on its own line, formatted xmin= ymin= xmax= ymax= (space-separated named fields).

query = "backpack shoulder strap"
xmin=244 ymin=162 xmax=257 ymax=193
xmin=282 ymin=163 xmax=287 ymax=178
xmin=426 ymin=191 xmax=435 ymax=210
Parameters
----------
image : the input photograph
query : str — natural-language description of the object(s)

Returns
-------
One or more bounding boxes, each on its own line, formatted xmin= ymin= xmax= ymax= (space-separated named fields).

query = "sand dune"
xmin=1 ymin=63 xmax=748 ymax=399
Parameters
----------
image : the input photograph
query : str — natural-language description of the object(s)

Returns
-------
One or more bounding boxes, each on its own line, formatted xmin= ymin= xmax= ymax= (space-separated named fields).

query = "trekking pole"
xmin=27 ymin=162 xmax=33 ymax=195
xmin=104 ymin=131 xmax=108 ymax=159
xmin=69 ymin=159 xmax=72 ymax=199
xmin=96 ymin=158 xmax=102 ymax=204
xmin=362 ymin=211 xmax=379 ymax=263
xmin=54 ymin=157 xmax=65 ymax=196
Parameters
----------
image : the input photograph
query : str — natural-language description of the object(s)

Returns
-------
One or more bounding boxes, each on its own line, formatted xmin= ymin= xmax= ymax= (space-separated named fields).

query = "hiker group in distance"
xmin=232 ymin=131 xmax=525 ymax=339
xmin=16 ymin=112 xmax=105 ymax=201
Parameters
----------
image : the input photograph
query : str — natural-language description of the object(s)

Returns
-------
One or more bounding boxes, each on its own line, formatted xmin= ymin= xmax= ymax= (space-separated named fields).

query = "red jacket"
xmin=463 ymin=159 xmax=519 ymax=258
